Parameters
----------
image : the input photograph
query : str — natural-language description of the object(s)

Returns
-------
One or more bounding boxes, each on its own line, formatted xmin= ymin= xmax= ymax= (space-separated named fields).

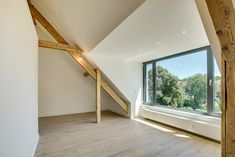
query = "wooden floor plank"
xmin=35 ymin=111 xmax=220 ymax=157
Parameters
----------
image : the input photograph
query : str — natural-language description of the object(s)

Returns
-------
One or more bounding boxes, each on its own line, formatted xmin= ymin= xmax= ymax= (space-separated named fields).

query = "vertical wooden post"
xmin=221 ymin=58 xmax=226 ymax=157
xmin=205 ymin=0 xmax=235 ymax=156
xmin=96 ymin=69 xmax=101 ymax=123
xmin=223 ymin=61 xmax=235 ymax=156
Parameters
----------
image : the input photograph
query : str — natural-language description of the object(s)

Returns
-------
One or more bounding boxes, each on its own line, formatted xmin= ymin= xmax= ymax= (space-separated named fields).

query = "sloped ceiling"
xmin=32 ymin=0 xmax=209 ymax=62
xmin=90 ymin=0 xmax=209 ymax=62
xmin=31 ymin=0 xmax=145 ymax=52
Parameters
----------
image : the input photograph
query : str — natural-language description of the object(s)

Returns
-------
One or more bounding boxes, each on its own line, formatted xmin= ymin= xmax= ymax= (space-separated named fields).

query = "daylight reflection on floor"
xmin=133 ymin=118 xmax=191 ymax=139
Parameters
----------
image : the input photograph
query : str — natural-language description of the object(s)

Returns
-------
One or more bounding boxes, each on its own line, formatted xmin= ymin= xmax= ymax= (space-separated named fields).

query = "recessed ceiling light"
xmin=156 ymin=41 xmax=161 ymax=45
xmin=182 ymin=30 xmax=187 ymax=34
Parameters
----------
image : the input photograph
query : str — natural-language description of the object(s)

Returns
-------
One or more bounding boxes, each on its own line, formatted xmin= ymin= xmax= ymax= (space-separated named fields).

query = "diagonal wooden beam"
xmin=29 ymin=3 xmax=128 ymax=113
xmin=84 ymin=72 xmax=90 ymax=77
xmin=66 ymin=49 xmax=128 ymax=112
xmin=39 ymin=40 xmax=82 ymax=53
xmin=28 ymin=3 xmax=66 ymax=44
xmin=100 ymin=81 xmax=128 ymax=112
xmin=27 ymin=0 xmax=36 ymax=25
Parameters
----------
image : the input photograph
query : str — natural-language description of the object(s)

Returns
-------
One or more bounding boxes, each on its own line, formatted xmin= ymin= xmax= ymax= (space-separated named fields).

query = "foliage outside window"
xmin=143 ymin=47 xmax=221 ymax=115
xmin=213 ymin=58 xmax=221 ymax=114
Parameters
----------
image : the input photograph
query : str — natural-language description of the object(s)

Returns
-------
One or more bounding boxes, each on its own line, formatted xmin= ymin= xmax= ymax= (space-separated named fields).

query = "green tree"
xmin=185 ymin=74 xmax=207 ymax=110
xmin=214 ymin=76 xmax=221 ymax=112
xmin=146 ymin=69 xmax=153 ymax=103
xmin=155 ymin=66 xmax=184 ymax=107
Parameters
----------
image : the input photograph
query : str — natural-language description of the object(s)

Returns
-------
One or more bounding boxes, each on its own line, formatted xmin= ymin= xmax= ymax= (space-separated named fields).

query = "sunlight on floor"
xmin=174 ymin=134 xmax=191 ymax=139
xmin=133 ymin=118 xmax=192 ymax=139
xmin=133 ymin=118 xmax=175 ymax=133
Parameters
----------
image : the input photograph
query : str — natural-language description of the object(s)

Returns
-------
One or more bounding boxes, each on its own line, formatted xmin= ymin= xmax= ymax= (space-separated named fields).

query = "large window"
xmin=143 ymin=47 xmax=221 ymax=116
xmin=213 ymin=58 xmax=221 ymax=114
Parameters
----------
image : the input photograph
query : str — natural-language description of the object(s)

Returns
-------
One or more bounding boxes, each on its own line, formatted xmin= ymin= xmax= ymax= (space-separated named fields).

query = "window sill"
xmin=140 ymin=105 xmax=221 ymax=141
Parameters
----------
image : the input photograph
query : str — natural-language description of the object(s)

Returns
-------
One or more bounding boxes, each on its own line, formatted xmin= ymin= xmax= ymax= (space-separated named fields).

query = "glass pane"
xmin=213 ymin=58 xmax=221 ymax=113
xmin=145 ymin=64 xmax=153 ymax=104
xmin=155 ymin=50 xmax=208 ymax=113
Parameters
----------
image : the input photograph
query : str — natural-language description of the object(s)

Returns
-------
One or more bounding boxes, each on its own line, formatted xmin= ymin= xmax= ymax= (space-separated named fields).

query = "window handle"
xmin=209 ymin=79 xmax=213 ymax=86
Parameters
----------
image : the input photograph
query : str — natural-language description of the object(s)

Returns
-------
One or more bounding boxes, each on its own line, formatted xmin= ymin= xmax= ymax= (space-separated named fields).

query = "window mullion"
xmin=207 ymin=48 xmax=214 ymax=114
xmin=143 ymin=64 xmax=146 ymax=103
xmin=153 ymin=62 xmax=156 ymax=105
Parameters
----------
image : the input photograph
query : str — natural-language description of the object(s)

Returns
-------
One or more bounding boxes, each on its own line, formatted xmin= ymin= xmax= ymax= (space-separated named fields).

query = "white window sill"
xmin=140 ymin=105 xmax=221 ymax=141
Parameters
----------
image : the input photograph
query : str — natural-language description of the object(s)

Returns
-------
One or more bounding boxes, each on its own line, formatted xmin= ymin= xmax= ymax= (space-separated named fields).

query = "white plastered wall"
xmin=0 ymin=1 xmax=39 ymax=157
xmin=36 ymin=24 xmax=114 ymax=117
xmin=87 ymin=54 xmax=143 ymax=117
xmin=195 ymin=0 xmax=221 ymax=69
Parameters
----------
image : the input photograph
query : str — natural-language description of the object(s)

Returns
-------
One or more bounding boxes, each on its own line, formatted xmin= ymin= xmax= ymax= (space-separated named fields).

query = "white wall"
xmin=37 ymin=25 xmax=111 ymax=117
xmin=88 ymin=0 xmax=209 ymax=118
xmin=0 ymin=1 xmax=38 ymax=157
xmin=87 ymin=54 xmax=143 ymax=117
xmin=195 ymin=0 xmax=221 ymax=69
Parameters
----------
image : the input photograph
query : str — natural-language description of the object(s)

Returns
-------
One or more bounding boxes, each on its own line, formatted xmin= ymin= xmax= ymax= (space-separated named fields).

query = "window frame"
xmin=143 ymin=46 xmax=220 ymax=117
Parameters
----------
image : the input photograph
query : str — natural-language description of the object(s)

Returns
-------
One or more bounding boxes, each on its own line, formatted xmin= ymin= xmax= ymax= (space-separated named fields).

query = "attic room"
xmin=1 ymin=0 xmax=235 ymax=157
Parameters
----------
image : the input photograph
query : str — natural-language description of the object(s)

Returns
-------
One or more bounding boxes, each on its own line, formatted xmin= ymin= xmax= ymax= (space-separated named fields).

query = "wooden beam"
xmin=68 ymin=51 xmax=97 ymax=79
xmin=29 ymin=3 xmax=70 ymax=45
xmin=96 ymin=69 xmax=101 ymax=123
xmin=205 ymin=0 xmax=235 ymax=156
xmin=206 ymin=0 xmax=235 ymax=62
xmin=66 ymin=51 xmax=128 ymax=112
xmin=84 ymin=72 xmax=89 ymax=77
xmin=221 ymin=58 xmax=226 ymax=157
xmin=101 ymin=81 xmax=128 ymax=112
xmin=29 ymin=4 xmax=128 ymax=113
xmin=27 ymin=0 xmax=36 ymax=25
xmin=39 ymin=40 xmax=82 ymax=53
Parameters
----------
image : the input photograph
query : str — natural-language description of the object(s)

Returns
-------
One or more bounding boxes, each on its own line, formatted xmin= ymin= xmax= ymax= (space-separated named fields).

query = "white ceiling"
xmin=32 ymin=0 xmax=209 ymax=62
xmin=31 ymin=0 xmax=144 ymax=52
xmin=89 ymin=0 xmax=210 ymax=62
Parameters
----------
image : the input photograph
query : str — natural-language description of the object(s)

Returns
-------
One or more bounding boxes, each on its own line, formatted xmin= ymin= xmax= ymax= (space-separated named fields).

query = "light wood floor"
xmin=35 ymin=111 xmax=220 ymax=157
